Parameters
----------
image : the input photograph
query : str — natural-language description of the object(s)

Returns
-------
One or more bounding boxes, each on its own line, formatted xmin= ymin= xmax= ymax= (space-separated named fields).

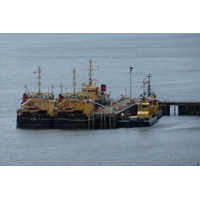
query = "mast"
xmin=25 ymin=84 xmax=27 ymax=93
xmin=142 ymin=78 xmax=146 ymax=95
xmin=88 ymin=60 xmax=93 ymax=86
xmin=129 ymin=66 xmax=133 ymax=103
xmin=37 ymin=66 xmax=42 ymax=94
xmin=60 ymin=85 xmax=63 ymax=94
xmin=146 ymin=74 xmax=152 ymax=96
xmin=85 ymin=60 xmax=96 ymax=86
xmin=73 ymin=68 xmax=76 ymax=96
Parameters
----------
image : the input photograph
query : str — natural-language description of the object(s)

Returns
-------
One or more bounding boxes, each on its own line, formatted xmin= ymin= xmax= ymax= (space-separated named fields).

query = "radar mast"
xmin=37 ymin=66 xmax=42 ymax=94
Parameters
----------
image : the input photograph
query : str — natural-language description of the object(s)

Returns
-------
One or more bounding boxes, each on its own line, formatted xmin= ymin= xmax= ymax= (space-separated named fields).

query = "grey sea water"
xmin=0 ymin=33 xmax=200 ymax=166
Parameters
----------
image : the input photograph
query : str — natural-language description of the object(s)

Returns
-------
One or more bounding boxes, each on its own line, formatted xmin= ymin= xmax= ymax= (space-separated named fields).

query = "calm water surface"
xmin=0 ymin=33 xmax=200 ymax=166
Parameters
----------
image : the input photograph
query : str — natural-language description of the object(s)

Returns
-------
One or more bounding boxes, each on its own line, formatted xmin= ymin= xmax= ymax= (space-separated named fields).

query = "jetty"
xmin=88 ymin=99 xmax=200 ymax=128
xmin=88 ymin=98 xmax=138 ymax=128
xmin=159 ymin=101 xmax=200 ymax=116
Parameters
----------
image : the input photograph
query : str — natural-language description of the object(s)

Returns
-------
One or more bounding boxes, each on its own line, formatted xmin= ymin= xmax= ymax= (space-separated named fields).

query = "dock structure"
xmin=89 ymin=100 xmax=200 ymax=129
xmin=160 ymin=101 xmax=200 ymax=116
xmin=88 ymin=98 xmax=138 ymax=128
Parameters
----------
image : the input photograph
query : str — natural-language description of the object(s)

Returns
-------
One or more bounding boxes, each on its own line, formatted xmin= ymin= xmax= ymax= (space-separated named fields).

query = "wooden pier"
xmin=159 ymin=101 xmax=200 ymax=116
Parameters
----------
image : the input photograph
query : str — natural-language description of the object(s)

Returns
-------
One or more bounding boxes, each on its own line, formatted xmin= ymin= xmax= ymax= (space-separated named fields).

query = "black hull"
xmin=17 ymin=116 xmax=54 ymax=129
xmin=17 ymin=116 xmax=100 ymax=129
xmin=17 ymin=115 xmax=159 ymax=129
xmin=118 ymin=116 xmax=158 ymax=128
xmin=54 ymin=118 xmax=89 ymax=129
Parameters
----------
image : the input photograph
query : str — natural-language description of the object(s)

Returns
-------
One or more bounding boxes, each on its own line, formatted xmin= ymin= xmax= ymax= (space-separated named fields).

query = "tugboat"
xmin=16 ymin=67 xmax=56 ymax=128
xmin=118 ymin=74 xmax=162 ymax=127
xmin=142 ymin=74 xmax=162 ymax=120
xmin=54 ymin=68 xmax=99 ymax=128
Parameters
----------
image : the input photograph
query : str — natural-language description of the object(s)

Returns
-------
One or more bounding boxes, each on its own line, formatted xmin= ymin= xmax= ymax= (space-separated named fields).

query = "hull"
xmin=17 ymin=116 xmax=54 ymax=129
xmin=155 ymin=111 xmax=163 ymax=119
xmin=54 ymin=118 xmax=89 ymax=129
xmin=118 ymin=116 xmax=158 ymax=127
xmin=17 ymin=116 xmax=101 ymax=129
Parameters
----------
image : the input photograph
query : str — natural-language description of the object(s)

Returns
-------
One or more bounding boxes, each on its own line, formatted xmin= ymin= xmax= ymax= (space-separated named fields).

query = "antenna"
xmin=142 ymin=78 xmax=146 ymax=95
xmin=146 ymin=74 xmax=152 ymax=96
xmin=83 ymin=60 xmax=98 ymax=86
xmin=88 ymin=60 xmax=93 ymax=86
xmin=25 ymin=84 xmax=27 ymax=93
xmin=51 ymin=85 xmax=54 ymax=93
xmin=37 ymin=66 xmax=42 ymax=94
xmin=60 ymin=85 xmax=63 ymax=94
xmin=129 ymin=66 xmax=133 ymax=103
xmin=73 ymin=68 xmax=76 ymax=96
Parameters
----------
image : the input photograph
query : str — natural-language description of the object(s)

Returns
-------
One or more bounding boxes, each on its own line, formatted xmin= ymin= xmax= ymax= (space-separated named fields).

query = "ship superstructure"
xmin=81 ymin=60 xmax=110 ymax=105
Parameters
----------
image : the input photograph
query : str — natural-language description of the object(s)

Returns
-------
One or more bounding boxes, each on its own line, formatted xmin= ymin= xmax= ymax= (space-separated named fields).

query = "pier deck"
xmin=160 ymin=101 xmax=200 ymax=115
xmin=94 ymin=98 xmax=139 ymax=114
xmin=88 ymin=99 xmax=200 ymax=129
xmin=88 ymin=98 xmax=139 ymax=128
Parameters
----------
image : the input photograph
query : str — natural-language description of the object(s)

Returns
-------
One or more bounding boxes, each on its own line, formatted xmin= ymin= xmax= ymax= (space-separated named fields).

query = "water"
xmin=0 ymin=33 xmax=200 ymax=166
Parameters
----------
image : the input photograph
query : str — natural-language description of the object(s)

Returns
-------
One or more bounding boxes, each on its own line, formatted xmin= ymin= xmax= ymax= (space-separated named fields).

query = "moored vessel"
xmin=118 ymin=74 xmax=162 ymax=127
xmin=16 ymin=62 xmax=110 ymax=129
xmin=16 ymin=67 xmax=56 ymax=128
xmin=54 ymin=67 xmax=97 ymax=128
xmin=118 ymin=97 xmax=159 ymax=127
xmin=16 ymin=64 xmax=162 ymax=129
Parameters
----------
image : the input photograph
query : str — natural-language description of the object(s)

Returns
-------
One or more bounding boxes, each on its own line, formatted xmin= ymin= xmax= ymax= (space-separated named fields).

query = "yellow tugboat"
xmin=118 ymin=74 xmax=162 ymax=127
xmin=144 ymin=74 xmax=162 ymax=119
xmin=16 ymin=67 xmax=56 ymax=128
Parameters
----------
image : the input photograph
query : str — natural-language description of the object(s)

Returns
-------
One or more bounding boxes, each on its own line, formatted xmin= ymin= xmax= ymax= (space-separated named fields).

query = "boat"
xmin=118 ymin=99 xmax=158 ymax=127
xmin=17 ymin=63 xmax=161 ymax=129
xmin=54 ymin=94 xmax=95 ymax=128
xmin=118 ymin=74 xmax=162 ymax=127
xmin=54 ymin=67 xmax=100 ymax=128
xmin=16 ymin=62 xmax=110 ymax=129
xmin=143 ymin=74 xmax=162 ymax=120
xmin=53 ymin=61 xmax=112 ymax=129
xmin=16 ymin=67 xmax=56 ymax=128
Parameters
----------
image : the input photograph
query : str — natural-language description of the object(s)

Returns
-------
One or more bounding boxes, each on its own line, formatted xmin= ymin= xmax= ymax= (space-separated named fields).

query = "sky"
xmin=0 ymin=0 xmax=199 ymax=33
